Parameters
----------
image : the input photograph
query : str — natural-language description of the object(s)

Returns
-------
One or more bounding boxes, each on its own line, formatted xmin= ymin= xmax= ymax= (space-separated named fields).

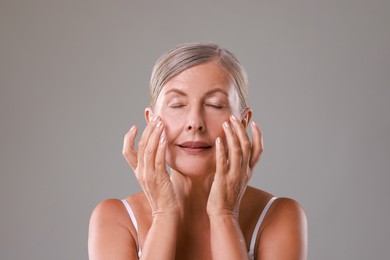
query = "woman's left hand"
xmin=207 ymin=115 xmax=263 ymax=217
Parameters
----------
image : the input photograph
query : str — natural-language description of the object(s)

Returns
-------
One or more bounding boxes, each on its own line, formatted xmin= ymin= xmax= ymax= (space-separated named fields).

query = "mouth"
xmin=177 ymin=142 xmax=212 ymax=154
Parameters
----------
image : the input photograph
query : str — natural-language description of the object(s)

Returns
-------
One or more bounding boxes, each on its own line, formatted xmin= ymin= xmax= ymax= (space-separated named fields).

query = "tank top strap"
xmin=121 ymin=199 xmax=142 ymax=258
xmin=248 ymin=197 xmax=278 ymax=259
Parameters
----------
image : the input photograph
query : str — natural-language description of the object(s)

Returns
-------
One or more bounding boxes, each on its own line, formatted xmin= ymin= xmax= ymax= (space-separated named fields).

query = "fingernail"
xmin=231 ymin=115 xmax=237 ymax=121
xmin=223 ymin=121 xmax=229 ymax=128
xmin=216 ymin=137 xmax=222 ymax=143
xmin=156 ymin=121 xmax=162 ymax=128
xmin=251 ymin=121 xmax=257 ymax=127
xmin=152 ymin=115 xmax=159 ymax=122
xmin=160 ymin=135 xmax=166 ymax=144
xmin=130 ymin=125 xmax=135 ymax=132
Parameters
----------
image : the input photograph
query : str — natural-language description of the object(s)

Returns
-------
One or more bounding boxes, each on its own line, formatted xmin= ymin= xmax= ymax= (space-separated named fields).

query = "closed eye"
xmin=205 ymin=104 xmax=224 ymax=109
xmin=170 ymin=103 xmax=186 ymax=108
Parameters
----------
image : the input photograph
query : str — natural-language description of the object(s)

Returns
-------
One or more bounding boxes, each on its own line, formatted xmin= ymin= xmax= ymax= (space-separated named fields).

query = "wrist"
xmin=207 ymin=208 xmax=238 ymax=218
xmin=152 ymin=210 xmax=180 ymax=221
xmin=152 ymin=212 xmax=180 ymax=232
xmin=208 ymin=210 xmax=239 ymax=222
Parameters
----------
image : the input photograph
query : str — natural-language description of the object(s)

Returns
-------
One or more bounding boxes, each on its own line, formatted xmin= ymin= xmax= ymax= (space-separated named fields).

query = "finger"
xmin=249 ymin=121 xmax=263 ymax=169
xmin=215 ymin=136 xmax=228 ymax=177
xmin=229 ymin=115 xmax=251 ymax=170
xmin=122 ymin=125 xmax=139 ymax=170
xmin=222 ymin=121 xmax=242 ymax=173
xmin=143 ymin=120 xmax=165 ymax=173
xmin=155 ymin=130 xmax=168 ymax=176
xmin=137 ymin=116 xmax=160 ymax=170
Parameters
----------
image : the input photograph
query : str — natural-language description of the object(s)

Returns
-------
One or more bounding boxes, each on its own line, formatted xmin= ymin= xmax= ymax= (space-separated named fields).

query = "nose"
xmin=186 ymin=108 xmax=205 ymax=132
xmin=186 ymin=122 xmax=203 ymax=131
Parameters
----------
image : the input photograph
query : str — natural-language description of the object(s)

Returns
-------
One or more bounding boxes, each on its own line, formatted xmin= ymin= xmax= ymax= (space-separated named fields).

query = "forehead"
xmin=161 ymin=62 xmax=232 ymax=95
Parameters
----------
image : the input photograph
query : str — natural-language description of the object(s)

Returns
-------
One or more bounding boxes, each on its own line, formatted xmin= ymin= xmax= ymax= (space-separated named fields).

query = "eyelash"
xmin=170 ymin=104 xmax=185 ymax=108
xmin=206 ymin=104 xmax=224 ymax=109
xmin=169 ymin=104 xmax=224 ymax=109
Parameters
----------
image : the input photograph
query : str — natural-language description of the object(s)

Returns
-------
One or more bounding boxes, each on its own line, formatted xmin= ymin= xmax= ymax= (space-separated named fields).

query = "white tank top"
xmin=121 ymin=197 xmax=278 ymax=259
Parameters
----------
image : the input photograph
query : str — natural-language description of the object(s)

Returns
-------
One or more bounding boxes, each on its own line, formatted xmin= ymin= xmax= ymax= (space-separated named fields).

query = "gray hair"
xmin=149 ymin=42 xmax=249 ymax=114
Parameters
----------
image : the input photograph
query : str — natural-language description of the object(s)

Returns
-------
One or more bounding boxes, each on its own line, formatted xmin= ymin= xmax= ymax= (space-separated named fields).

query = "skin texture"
xmin=88 ymin=62 xmax=308 ymax=259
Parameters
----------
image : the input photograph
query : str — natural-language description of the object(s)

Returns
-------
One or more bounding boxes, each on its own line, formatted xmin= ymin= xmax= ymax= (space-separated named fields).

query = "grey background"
xmin=1 ymin=0 xmax=389 ymax=259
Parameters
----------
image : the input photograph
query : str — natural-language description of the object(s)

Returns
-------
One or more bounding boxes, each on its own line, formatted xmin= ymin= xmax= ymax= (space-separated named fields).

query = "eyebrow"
xmin=164 ymin=88 xmax=187 ymax=96
xmin=164 ymin=88 xmax=228 ymax=97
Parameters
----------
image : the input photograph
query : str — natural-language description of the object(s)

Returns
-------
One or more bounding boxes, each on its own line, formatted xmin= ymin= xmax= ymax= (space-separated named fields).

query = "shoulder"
xmin=264 ymin=197 xmax=307 ymax=232
xmin=257 ymin=197 xmax=308 ymax=260
xmin=88 ymin=198 xmax=139 ymax=259
xmin=241 ymin=187 xmax=306 ymax=228
xmin=89 ymin=198 xmax=135 ymax=245
xmin=90 ymin=199 xmax=128 ymax=225
xmin=90 ymin=192 xmax=148 ymax=228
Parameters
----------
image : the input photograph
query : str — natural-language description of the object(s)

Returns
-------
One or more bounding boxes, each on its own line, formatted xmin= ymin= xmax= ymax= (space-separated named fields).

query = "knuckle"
xmin=232 ymin=146 xmax=242 ymax=154
xmin=122 ymin=149 xmax=130 ymax=158
xmin=155 ymin=160 xmax=164 ymax=169
xmin=144 ymin=146 xmax=154 ymax=157
xmin=138 ymin=140 xmax=146 ymax=150
xmin=256 ymin=144 xmax=264 ymax=154
xmin=242 ymin=140 xmax=251 ymax=151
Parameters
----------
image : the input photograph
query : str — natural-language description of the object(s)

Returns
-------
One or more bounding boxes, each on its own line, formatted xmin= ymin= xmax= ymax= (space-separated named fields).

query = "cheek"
xmin=206 ymin=116 xmax=228 ymax=137
xmin=159 ymin=113 xmax=183 ymax=141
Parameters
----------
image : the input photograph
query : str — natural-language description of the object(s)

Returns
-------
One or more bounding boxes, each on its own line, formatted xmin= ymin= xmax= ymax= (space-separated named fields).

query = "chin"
xmin=168 ymin=158 xmax=216 ymax=177
xmin=166 ymin=147 xmax=216 ymax=176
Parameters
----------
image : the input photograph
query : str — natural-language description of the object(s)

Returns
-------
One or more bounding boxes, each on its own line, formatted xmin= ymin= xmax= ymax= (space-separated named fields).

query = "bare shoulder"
xmin=90 ymin=199 xmax=129 ymax=226
xmin=242 ymin=186 xmax=306 ymax=227
xmin=88 ymin=198 xmax=139 ymax=260
xmin=264 ymin=197 xmax=307 ymax=233
xmin=272 ymin=197 xmax=306 ymax=218
xmin=89 ymin=193 xmax=149 ymax=233
xmin=257 ymin=197 xmax=308 ymax=260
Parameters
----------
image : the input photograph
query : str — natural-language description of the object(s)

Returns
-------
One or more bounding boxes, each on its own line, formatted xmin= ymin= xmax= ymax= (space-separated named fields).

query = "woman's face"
xmin=150 ymin=61 xmax=242 ymax=176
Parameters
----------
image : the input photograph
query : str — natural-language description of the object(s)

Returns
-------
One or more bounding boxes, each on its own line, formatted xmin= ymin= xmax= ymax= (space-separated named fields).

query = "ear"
xmin=145 ymin=107 xmax=154 ymax=124
xmin=240 ymin=108 xmax=253 ymax=128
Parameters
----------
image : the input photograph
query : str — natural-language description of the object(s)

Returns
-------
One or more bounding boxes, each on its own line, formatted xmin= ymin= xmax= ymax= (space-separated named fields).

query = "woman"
xmin=88 ymin=43 xmax=307 ymax=259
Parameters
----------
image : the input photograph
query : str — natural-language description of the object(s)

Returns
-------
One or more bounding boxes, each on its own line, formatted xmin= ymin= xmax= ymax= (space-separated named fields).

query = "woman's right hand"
xmin=122 ymin=116 xmax=179 ymax=216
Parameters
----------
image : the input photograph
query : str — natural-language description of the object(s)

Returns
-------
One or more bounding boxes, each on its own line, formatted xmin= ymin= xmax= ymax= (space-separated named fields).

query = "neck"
xmin=170 ymin=169 xmax=214 ymax=216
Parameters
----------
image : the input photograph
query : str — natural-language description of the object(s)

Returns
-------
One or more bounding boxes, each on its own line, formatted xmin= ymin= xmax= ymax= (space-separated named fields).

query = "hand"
xmin=207 ymin=115 xmax=263 ymax=217
xmin=122 ymin=116 xmax=179 ymax=215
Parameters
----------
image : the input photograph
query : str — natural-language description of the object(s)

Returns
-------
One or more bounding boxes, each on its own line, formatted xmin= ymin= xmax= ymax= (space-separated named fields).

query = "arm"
xmin=122 ymin=117 xmax=180 ymax=259
xmin=209 ymin=214 xmax=249 ymax=259
xmin=256 ymin=198 xmax=308 ymax=260
xmin=140 ymin=213 xmax=179 ymax=259
xmin=207 ymin=115 xmax=263 ymax=259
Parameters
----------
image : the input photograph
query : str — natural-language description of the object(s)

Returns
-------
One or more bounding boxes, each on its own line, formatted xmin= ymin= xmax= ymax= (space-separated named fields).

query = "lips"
xmin=177 ymin=141 xmax=212 ymax=154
